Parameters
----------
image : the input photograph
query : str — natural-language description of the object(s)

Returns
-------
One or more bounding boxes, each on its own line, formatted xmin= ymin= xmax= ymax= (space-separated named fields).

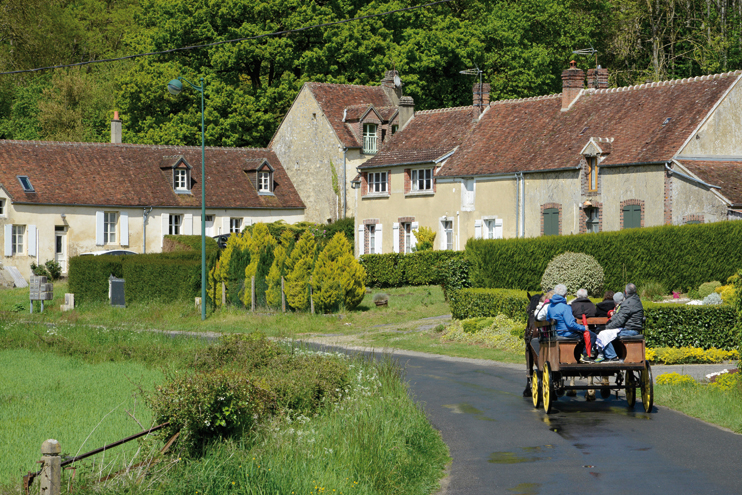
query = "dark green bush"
xmin=68 ymin=255 xmax=124 ymax=304
xmin=440 ymin=256 xmax=472 ymax=301
xmin=465 ymin=221 xmax=742 ymax=293
xmin=360 ymin=251 xmax=463 ymax=288
xmin=193 ymin=333 xmax=285 ymax=372
xmin=644 ymin=304 xmax=739 ymax=350
xmin=164 ymin=235 xmax=219 ymax=253
xmin=360 ymin=253 xmax=404 ymax=287
xmin=449 ymin=288 xmax=530 ymax=322
xmin=122 ymin=255 xmax=201 ymax=303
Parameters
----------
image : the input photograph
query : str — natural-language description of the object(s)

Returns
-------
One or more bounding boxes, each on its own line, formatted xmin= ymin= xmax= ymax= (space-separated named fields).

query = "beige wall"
xmin=671 ymin=173 xmax=728 ymax=223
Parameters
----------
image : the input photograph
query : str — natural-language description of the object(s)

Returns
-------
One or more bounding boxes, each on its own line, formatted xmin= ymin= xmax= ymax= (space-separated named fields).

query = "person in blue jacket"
xmin=546 ymin=284 xmax=598 ymax=363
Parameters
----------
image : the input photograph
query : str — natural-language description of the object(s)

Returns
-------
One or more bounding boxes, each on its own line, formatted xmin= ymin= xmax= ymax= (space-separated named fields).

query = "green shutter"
xmin=543 ymin=208 xmax=559 ymax=236
xmin=623 ymin=205 xmax=642 ymax=229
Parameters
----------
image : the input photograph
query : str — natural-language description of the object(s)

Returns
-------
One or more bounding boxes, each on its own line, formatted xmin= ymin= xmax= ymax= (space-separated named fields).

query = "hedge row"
xmin=360 ymin=251 xmax=463 ymax=288
xmin=450 ymin=288 xmax=740 ymax=350
xmin=465 ymin=221 xmax=742 ymax=293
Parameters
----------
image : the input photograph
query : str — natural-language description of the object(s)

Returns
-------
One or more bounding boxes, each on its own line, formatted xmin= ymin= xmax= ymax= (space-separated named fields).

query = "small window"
xmin=543 ymin=208 xmax=560 ymax=236
xmin=484 ymin=219 xmax=502 ymax=239
xmin=363 ymin=124 xmax=378 ymax=154
xmin=258 ymin=171 xmax=271 ymax=192
xmin=0 ymin=199 xmax=5 ymax=215
xmin=443 ymin=221 xmax=453 ymax=250
xmin=367 ymin=225 xmax=376 ymax=254
xmin=623 ymin=204 xmax=642 ymax=229
xmin=17 ymin=176 xmax=34 ymax=192
xmin=174 ymin=169 xmax=189 ymax=191
xmin=587 ymin=157 xmax=598 ymax=192
xmin=104 ymin=212 xmax=117 ymax=244
xmin=169 ymin=214 xmax=182 ymax=235
xmin=12 ymin=225 xmax=25 ymax=255
xmin=230 ymin=218 xmax=242 ymax=233
xmin=368 ymin=172 xmax=388 ymax=194
xmin=411 ymin=168 xmax=433 ymax=191
xmin=403 ymin=223 xmax=412 ymax=253
xmin=585 ymin=207 xmax=600 ymax=233
xmin=391 ymin=124 xmax=399 ymax=135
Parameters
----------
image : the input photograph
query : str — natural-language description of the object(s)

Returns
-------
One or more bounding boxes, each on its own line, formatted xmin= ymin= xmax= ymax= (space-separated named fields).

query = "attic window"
xmin=662 ymin=117 xmax=672 ymax=126
xmin=17 ymin=176 xmax=34 ymax=192
xmin=258 ymin=171 xmax=272 ymax=193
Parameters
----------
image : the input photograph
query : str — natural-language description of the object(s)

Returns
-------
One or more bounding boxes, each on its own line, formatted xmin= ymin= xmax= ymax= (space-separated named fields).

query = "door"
xmin=55 ymin=227 xmax=67 ymax=273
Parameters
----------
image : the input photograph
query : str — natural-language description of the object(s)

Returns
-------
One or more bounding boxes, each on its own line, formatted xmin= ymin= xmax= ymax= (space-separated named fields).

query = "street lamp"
xmin=168 ymin=76 xmax=207 ymax=321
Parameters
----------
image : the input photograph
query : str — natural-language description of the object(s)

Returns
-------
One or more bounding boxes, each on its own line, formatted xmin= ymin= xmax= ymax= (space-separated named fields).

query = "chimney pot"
xmin=398 ymin=96 xmax=414 ymax=130
xmin=587 ymin=67 xmax=610 ymax=90
xmin=111 ymin=112 xmax=122 ymax=144
xmin=561 ymin=61 xmax=585 ymax=111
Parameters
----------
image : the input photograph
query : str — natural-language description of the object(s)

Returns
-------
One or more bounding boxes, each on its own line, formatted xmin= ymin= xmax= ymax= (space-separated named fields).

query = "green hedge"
xmin=67 ymin=255 xmax=125 ymax=304
xmin=465 ymin=221 xmax=742 ymax=293
xmin=163 ymin=235 xmax=219 ymax=252
xmin=360 ymin=251 xmax=463 ymax=288
xmin=449 ymin=288 xmax=530 ymax=322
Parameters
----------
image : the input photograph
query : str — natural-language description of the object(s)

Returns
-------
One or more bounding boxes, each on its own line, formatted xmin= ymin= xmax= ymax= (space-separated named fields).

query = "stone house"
xmin=270 ymin=71 xmax=414 ymax=223
xmin=0 ymin=137 xmax=304 ymax=281
xmin=354 ymin=63 xmax=742 ymax=255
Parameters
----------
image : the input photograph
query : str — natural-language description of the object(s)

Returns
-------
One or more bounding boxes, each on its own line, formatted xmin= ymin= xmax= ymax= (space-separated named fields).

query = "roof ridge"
xmin=416 ymin=105 xmax=472 ymax=114
xmin=489 ymin=94 xmax=561 ymax=105
xmin=590 ymin=70 xmax=742 ymax=94
xmin=0 ymin=140 xmax=272 ymax=152
xmin=307 ymin=81 xmax=383 ymax=90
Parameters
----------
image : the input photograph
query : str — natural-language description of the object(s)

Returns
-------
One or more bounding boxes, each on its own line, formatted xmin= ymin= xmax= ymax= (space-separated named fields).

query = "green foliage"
xmin=734 ymin=270 xmax=742 ymax=347
xmin=285 ymin=231 xmax=316 ymax=311
xmin=440 ymin=256 xmax=473 ymax=301
xmin=699 ymin=281 xmax=722 ymax=299
xmin=360 ymin=251 xmax=463 ymax=288
xmin=449 ymin=288 xmax=530 ymax=322
xmin=441 ymin=315 xmax=523 ymax=352
xmin=412 ymin=226 xmax=436 ymax=252
xmin=466 ymin=221 xmax=742 ymax=293
xmin=68 ymin=255 xmax=124 ymax=304
xmin=122 ymin=255 xmax=201 ymax=303
xmin=639 ymin=280 xmax=666 ymax=301
xmin=643 ymin=303 xmax=739 ymax=350
xmin=647 ymin=347 xmax=739 ymax=365
xmin=164 ymin=234 xmax=219 ymax=253
xmin=540 ymin=251 xmax=604 ymax=296
xmin=242 ymin=224 xmax=277 ymax=307
xmin=30 ymin=260 xmax=62 ymax=281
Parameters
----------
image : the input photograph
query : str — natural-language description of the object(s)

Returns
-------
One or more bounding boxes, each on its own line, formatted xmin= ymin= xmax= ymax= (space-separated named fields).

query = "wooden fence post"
xmin=40 ymin=439 xmax=61 ymax=495
xmin=309 ymin=276 xmax=315 ymax=315
xmin=251 ymin=276 xmax=256 ymax=312
xmin=281 ymin=276 xmax=286 ymax=313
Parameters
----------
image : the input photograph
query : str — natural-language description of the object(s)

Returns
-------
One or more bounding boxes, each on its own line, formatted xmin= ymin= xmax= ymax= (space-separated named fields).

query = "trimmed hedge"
xmin=465 ymin=221 xmax=742 ymax=293
xmin=360 ymin=251 xmax=463 ymax=288
xmin=67 ymin=255 xmax=125 ymax=304
xmin=449 ymin=288 xmax=530 ymax=322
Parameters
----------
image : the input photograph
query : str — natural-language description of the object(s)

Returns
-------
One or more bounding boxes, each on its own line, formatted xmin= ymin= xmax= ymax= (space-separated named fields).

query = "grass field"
xmin=655 ymin=380 xmax=742 ymax=433
xmin=0 ymin=348 xmax=163 ymax=486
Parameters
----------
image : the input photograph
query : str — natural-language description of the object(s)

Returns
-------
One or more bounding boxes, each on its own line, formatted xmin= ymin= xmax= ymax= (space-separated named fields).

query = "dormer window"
xmin=258 ymin=171 xmax=271 ymax=192
xmin=17 ymin=176 xmax=34 ymax=192
xmin=586 ymin=156 xmax=598 ymax=192
xmin=363 ymin=124 xmax=378 ymax=154
xmin=174 ymin=168 xmax=189 ymax=192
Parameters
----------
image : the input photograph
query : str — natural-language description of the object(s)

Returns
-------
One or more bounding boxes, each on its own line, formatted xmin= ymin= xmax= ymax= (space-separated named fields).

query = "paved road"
xmin=386 ymin=351 xmax=742 ymax=495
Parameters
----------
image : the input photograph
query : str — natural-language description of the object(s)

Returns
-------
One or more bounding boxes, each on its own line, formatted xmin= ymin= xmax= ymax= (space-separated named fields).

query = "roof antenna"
xmin=460 ymin=64 xmax=483 ymax=113
xmin=572 ymin=45 xmax=599 ymax=68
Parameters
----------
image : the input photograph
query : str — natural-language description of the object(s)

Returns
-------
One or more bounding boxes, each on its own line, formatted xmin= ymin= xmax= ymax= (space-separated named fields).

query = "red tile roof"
xmin=307 ymin=83 xmax=395 ymax=148
xmin=0 ymin=141 xmax=304 ymax=209
xmin=360 ymin=106 xmax=476 ymax=168
xmin=677 ymin=159 xmax=742 ymax=206
xmin=440 ymin=73 xmax=740 ymax=177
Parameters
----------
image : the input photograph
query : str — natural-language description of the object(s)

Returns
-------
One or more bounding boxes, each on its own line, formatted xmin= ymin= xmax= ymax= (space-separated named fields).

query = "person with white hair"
xmin=546 ymin=284 xmax=598 ymax=363
xmin=571 ymin=288 xmax=597 ymax=320
xmin=595 ymin=283 xmax=644 ymax=363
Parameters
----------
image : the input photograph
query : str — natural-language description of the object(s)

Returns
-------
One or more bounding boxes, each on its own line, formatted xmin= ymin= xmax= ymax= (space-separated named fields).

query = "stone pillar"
xmin=40 ymin=439 xmax=61 ymax=495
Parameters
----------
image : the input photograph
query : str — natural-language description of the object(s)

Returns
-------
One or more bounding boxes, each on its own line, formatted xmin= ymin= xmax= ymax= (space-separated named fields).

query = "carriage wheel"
xmin=532 ymin=370 xmax=542 ymax=408
xmin=625 ymin=371 xmax=637 ymax=409
xmin=641 ymin=363 xmax=654 ymax=413
xmin=542 ymin=362 xmax=555 ymax=414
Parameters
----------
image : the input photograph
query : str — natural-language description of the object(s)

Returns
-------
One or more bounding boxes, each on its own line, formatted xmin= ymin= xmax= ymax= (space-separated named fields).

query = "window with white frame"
xmin=104 ymin=212 xmax=117 ymax=244
xmin=363 ymin=124 xmax=378 ymax=154
xmin=411 ymin=168 xmax=433 ymax=191
xmin=368 ymin=172 xmax=387 ymax=194
xmin=230 ymin=218 xmax=242 ymax=233
xmin=258 ymin=171 xmax=271 ymax=192
xmin=483 ymin=219 xmax=503 ymax=239
xmin=174 ymin=168 xmax=189 ymax=191
xmin=403 ymin=223 xmax=412 ymax=253
xmin=12 ymin=225 xmax=25 ymax=255
xmin=443 ymin=221 xmax=453 ymax=250
xmin=169 ymin=214 xmax=182 ymax=235
xmin=367 ymin=224 xmax=376 ymax=254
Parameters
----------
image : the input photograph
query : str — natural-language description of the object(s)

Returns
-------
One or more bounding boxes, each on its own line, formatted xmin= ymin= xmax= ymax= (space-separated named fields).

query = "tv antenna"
xmin=572 ymin=46 xmax=599 ymax=68
xmin=460 ymin=65 xmax=484 ymax=113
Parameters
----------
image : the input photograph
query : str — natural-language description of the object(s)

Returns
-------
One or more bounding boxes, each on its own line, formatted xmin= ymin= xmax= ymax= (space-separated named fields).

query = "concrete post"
xmin=281 ymin=277 xmax=286 ymax=313
xmin=40 ymin=439 xmax=61 ymax=495
xmin=251 ymin=276 xmax=256 ymax=311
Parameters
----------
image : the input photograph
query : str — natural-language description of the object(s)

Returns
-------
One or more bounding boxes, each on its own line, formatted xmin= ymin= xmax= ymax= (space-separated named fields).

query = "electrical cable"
xmin=0 ymin=0 xmax=454 ymax=76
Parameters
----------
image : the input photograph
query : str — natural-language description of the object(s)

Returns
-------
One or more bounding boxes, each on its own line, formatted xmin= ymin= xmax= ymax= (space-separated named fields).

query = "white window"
xmin=169 ymin=214 xmax=182 ymax=235
xmin=104 ymin=212 xmax=117 ymax=244
xmin=367 ymin=225 xmax=376 ymax=254
xmin=363 ymin=124 xmax=378 ymax=154
xmin=12 ymin=225 xmax=24 ymax=255
xmin=174 ymin=169 xmax=188 ymax=191
xmin=258 ymin=171 xmax=271 ymax=192
xmin=403 ymin=223 xmax=412 ymax=253
xmin=484 ymin=219 xmax=503 ymax=239
xmin=411 ymin=168 xmax=433 ymax=191
xmin=368 ymin=172 xmax=387 ymax=194
xmin=229 ymin=218 xmax=242 ymax=233
xmin=443 ymin=221 xmax=453 ymax=250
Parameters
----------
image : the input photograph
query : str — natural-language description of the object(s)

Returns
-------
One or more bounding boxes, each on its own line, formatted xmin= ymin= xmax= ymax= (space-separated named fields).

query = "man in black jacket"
xmin=571 ymin=288 xmax=597 ymax=319
xmin=597 ymin=283 xmax=644 ymax=362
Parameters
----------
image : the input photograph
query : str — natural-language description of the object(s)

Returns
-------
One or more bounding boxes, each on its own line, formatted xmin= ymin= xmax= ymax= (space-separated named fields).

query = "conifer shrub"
xmin=209 ymin=232 xmax=251 ymax=307
xmin=265 ymin=231 xmax=294 ymax=308
xmin=285 ymin=231 xmax=316 ymax=311
xmin=540 ymin=251 xmax=604 ymax=296
xmin=698 ymin=281 xmax=722 ymax=299
xmin=413 ymin=226 xmax=436 ymax=251
xmin=242 ymin=224 xmax=277 ymax=307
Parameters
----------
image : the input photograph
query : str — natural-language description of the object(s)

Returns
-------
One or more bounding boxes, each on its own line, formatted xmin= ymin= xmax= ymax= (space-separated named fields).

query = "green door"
xmin=623 ymin=204 xmax=642 ymax=229
xmin=543 ymin=208 xmax=559 ymax=236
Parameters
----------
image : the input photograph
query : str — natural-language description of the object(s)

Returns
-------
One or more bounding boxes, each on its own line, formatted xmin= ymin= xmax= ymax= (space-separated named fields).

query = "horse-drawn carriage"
xmin=525 ymin=313 xmax=654 ymax=414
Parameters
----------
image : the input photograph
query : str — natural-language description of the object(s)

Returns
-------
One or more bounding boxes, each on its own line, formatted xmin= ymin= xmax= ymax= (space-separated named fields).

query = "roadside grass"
xmin=655 ymin=381 xmax=742 ymax=433
xmin=0 ymin=348 xmax=162 ymax=487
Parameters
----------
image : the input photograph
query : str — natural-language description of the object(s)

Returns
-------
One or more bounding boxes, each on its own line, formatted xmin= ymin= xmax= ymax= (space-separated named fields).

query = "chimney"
xmin=472 ymin=82 xmax=491 ymax=120
xmin=111 ymin=111 xmax=122 ymax=144
xmin=587 ymin=66 xmax=609 ymax=89
xmin=398 ymin=96 xmax=414 ymax=130
xmin=561 ymin=60 xmax=585 ymax=111
xmin=381 ymin=70 xmax=402 ymax=106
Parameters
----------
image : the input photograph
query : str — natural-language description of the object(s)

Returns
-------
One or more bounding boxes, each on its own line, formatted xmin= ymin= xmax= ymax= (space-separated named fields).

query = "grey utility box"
xmin=108 ymin=275 xmax=125 ymax=308
xmin=30 ymin=276 xmax=53 ymax=301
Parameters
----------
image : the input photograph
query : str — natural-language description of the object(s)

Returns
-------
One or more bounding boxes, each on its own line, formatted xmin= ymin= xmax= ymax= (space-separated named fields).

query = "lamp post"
xmin=167 ymin=76 xmax=206 ymax=321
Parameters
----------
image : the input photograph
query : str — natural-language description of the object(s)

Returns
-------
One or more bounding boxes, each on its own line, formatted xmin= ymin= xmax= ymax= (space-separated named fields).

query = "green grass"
xmin=655 ymin=381 xmax=742 ymax=433
xmin=0 ymin=348 xmax=163 ymax=487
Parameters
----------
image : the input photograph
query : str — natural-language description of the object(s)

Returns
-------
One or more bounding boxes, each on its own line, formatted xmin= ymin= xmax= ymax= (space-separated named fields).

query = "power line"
xmin=0 ymin=0 xmax=454 ymax=76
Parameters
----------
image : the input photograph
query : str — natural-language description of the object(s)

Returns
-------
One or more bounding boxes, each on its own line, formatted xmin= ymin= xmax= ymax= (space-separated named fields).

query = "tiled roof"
xmin=440 ymin=72 xmax=740 ymax=177
xmin=677 ymin=159 xmax=742 ymax=206
xmin=360 ymin=106 xmax=476 ymax=168
xmin=307 ymin=83 xmax=395 ymax=148
xmin=0 ymin=141 xmax=304 ymax=209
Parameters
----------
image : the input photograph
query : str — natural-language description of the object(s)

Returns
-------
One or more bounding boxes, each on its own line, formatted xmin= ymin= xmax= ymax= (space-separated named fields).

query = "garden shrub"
xmin=265 ymin=232 xmax=294 ymax=308
xmin=656 ymin=372 xmax=697 ymax=386
xmin=709 ymin=372 xmax=740 ymax=391
xmin=313 ymin=233 xmax=350 ymax=313
xmin=461 ymin=317 xmax=495 ymax=334
xmin=644 ymin=303 xmax=739 ymax=350
xmin=360 ymin=251 xmax=463 ymax=288
xmin=163 ymin=235 xmax=218 ymax=253
xmin=703 ymin=293 xmax=723 ymax=305
xmin=449 ymin=288 xmax=530 ymax=322
xmin=360 ymin=253 xmax=404 ymax=287
xmin=31 ymin=260 xmax=62 ymax=281
xmin=441 ymin=315 xmax=523 ymax=352
xmin=440 ymin=256 xmax=472 ymax=301
xmin=122 ymin=255 xmax=201 ymax=303
xmin=639 ymin=280 xmax=666 ymax=301
xmin=68 ymin=255 xmax=124 ymax=304
xmin=413 ymin=226 xmax=436 ymax=251
xmin=540 ymin=251 xmax=604 ymax=296
xmin=242 ymin=224 xmax=277 ymax=307
xmin=646 ymin=347 xmax=739 ymax=364
xmin=699 ymin=281 xmax=722 ymax=299
xmin=465 ymin=221 xmax=742 ymax=293
xmin=284 ymin=231 xmax=316 ymax=311
xmin=193 ymin=333 xmax=286 ymax=372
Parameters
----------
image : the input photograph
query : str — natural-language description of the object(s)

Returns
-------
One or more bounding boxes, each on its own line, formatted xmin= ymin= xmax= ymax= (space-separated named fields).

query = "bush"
xmin=441 ymin=315 xmax=523 ymax=352
xmin=413 ymin=226 xmax=436 ymax=252
xmin=699 ymin=281 xmax=722 ymax=299
xmin=285 ymin=231 xmax=316 ymax=311
xmin=703 ymin=293 xmax=723 ymax=305
xmin=449 ymin=288 xmax=530 ymax=322
xmin=540 ymin=251 xmax=604 ymax=296
xmin=656 ymin=372 xmax=697 ymax=386
xmin=68 ymin=255 xmax=124 ymax=304
xmin=313 ymin=233 xmax=366 ymax=312
xmin=647 ymin=347 xmax=739 ymax=365
xmin=440 ymin=256 xmax=472 ymax=301
xmin=360 ymin=251 xmax=463 ymax=288
xmin=644 ymin=303 xmax=739 ymax=350
xmin=465 ymin=221 xmax=742 ymax=293
xmin=640 ymin=280 xmax=666 ymax=301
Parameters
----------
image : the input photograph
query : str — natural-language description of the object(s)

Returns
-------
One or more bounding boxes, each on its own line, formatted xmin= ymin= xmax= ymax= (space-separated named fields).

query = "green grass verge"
xmin=0 ymin=348 xmax=162 ymax=486
xmin=655 ymin=381 xmax=742 ymax=433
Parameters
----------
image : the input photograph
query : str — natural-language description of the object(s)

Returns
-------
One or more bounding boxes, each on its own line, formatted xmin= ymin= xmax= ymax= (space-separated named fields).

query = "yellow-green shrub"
xmin=242 ymin=223 xmax=277 ymax=307
xmin=413 ymin=226 xmax=436 ymax=251
xmin=312 ymin=233 xmax=366 ymax=312
xmin=285 ymin=231 xmax=316 ymax=311
xmin=656 ymin=372 xmax=697 ymax=386
xmin=709 ymin=372 xmax=740 ymax=391
xmin=441 ymin=315 xmax=524 ymax=352
xmin=646 ymin=346 xmax=739 ymax=364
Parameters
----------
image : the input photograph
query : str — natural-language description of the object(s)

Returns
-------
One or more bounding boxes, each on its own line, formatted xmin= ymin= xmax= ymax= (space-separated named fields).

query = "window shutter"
xmin=495 ymin=219 xmax=503 ymax=239
xmin=162 ymin=213 xmax=169 ymax=247
xmin=392 ymin=223 xmax=400 ymax=253
xmin=120 ymin=212 xmax=129 ymax=246
xmin=410 ymin=222 xmax=418 ymax=250
xmin=4 ymin=225 xmax=12 ymax=256
xmin=28 ymin=225 xmax=37 ymax=257
xmin=222 ymin=217 xmax=230 ymax=235
xmin=474 ymin=219 xmax=482 ymax=239
xmin=96 ymin=211 xmax=105 ymax=246
xmin=183 ymin=213 xmax=193 ymax=235
xmin=623 ymin=205 xmax=641 ymax=229
xmin=375 ymin=224 xmax=383 ymax=254
xmin=357 ymin=224 xmax=365 ymax=256
xmin=543 ymin=208 xmax=559 ymax=236
xmin=243 ymin=218 xmax=251 ymax=232
xmin=439 ymin=219 xmax=447 ymax=250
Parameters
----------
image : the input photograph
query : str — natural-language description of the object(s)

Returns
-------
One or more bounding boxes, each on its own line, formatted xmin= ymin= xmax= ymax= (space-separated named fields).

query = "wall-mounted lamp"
xmin=583 ymin=200 xmax=593 ymax=208
xmin=60 ymin=213 xmax=66 ymax=220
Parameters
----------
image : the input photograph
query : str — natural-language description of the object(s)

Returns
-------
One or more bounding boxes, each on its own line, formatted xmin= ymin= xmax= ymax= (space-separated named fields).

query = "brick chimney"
xmin=472 ymin=82 xmax=491 ymax=120
xmin=587 ymin=66 xmax=609 ymax=89
xmin=561 ymin=60 xmax=584 ymax=111
xmin=381 ymin=70 xmax=402 ymax=106
xmin=398 ymin=96 xmax=414 ymax=130
xmin=111 ymin=111 xmax=122 ymax=144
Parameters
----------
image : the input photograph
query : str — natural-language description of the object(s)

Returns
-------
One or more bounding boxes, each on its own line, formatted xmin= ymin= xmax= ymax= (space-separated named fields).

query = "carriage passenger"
xmin=594 ymin=284 xmax=644 ymax=363
xmin=571 ymin=288 xmax=597 ymax=319
xmin=546 ymin=284 xmax=598 ymax=363
xmin=534 ymin=290 xmax=555 ymax=321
